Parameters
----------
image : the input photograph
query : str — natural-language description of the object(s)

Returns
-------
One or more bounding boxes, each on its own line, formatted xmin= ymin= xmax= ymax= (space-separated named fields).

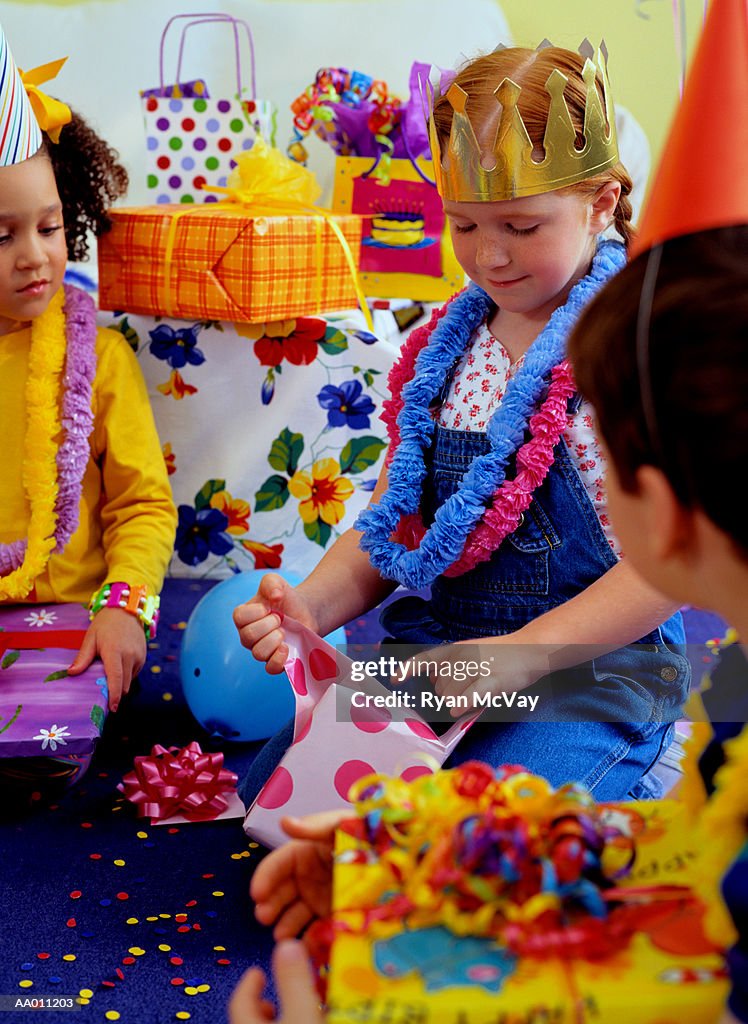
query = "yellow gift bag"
xmin=332 ymin=155 xmax=464 ymax=303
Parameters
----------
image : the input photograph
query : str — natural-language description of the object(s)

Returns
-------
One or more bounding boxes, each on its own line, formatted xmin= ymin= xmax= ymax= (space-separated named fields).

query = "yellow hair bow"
xmin=20 ymin=58 xmax=72 ymax=143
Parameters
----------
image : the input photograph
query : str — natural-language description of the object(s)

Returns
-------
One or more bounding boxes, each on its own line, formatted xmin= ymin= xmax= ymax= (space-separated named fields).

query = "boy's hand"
xmin=67 ymin=608 xmax=146 ymax=712
xmin=228 ymin=941 xmax=323 ymax=1024
xmin=234 ymin=573 xmax=319 ymax=675
xmin=250 ymin=811 xmax=348 ymax=940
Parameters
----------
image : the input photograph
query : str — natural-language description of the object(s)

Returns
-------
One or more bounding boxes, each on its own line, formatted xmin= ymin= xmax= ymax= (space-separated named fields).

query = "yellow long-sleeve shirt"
xmin=1 ymin=323 xmax=177 ymax=604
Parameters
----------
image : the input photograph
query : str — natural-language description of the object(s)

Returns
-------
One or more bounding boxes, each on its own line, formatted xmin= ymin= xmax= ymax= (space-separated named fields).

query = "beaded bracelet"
xmin=88 ymin=582 xmax=160 ymax=639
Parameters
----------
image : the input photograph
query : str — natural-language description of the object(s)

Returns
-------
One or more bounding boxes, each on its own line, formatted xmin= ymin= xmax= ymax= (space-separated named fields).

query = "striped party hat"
xmin=0 ymin=23 xmax=43 ymax=166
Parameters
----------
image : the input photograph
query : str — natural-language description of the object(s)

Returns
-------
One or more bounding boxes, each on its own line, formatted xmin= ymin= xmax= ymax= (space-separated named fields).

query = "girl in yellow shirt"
xmin=0 ymin=32 xmax=177 ymax=712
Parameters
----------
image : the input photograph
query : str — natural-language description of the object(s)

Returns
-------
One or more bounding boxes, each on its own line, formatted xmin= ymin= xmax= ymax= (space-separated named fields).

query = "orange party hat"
xmin=631 ymin=0 xmax=748 ymax=256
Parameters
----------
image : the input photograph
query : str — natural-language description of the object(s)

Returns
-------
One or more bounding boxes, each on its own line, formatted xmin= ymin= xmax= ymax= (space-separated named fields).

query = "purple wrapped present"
xmin=0 ymin=604 xmax=108 ymax=790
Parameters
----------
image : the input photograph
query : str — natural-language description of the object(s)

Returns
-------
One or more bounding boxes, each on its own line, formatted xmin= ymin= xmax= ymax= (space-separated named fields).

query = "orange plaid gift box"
xmin=97 ymin=204 xmax=364 ymax=323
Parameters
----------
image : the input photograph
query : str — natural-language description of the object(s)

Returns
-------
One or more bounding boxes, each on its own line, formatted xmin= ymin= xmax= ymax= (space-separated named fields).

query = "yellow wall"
xmin=498 ymin=0 xmax=705 ymax=172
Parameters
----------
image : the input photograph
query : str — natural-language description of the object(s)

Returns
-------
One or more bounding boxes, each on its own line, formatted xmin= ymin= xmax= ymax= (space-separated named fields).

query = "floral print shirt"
xmin=437 ymin=321 xmax=621 ymax=557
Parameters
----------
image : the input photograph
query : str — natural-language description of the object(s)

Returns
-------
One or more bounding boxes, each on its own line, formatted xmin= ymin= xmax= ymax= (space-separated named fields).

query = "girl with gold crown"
xmin=228 ymin=6 xmax=747 ymax=1019
xmin=0 ymin=25 xmax=177 ymax=715
xmin=235 ymin=42 xmax=689 ymax=808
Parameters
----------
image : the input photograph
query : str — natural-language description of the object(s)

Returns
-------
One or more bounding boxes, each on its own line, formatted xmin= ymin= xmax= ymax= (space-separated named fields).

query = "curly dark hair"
xmin=40 ymin=107 xmax=129 ymax=262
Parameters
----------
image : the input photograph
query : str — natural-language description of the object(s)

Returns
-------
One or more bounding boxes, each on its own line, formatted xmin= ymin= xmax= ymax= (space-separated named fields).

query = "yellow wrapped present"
xmin=324 ymin=765 xmax=728 ymax=1023
xmin=98 ymin=140 xmax=366 ymax=324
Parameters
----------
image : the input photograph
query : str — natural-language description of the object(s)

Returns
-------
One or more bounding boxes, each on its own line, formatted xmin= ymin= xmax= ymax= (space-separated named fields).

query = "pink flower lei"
xmin=0 ymin=285 xmax=97 ymax=580
xmin=380 ymin=306 xmax=576 ymax=577
xmin=394 ymin=361 xmax=576 ymax=577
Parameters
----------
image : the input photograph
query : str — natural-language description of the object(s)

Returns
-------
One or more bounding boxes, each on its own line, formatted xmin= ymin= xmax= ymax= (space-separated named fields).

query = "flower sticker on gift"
xmin=318 ymin=380 xmax=375 ymax=430
xmin=163 ymin=442 xmax=177 ymax=476
xmin=175 ymin=480 xmax=285 ymax=571
xmin=209 ymin=491 xmax=251 ymax=535
xmin=34 ymin=723 xmax=70 ymax=751
xmin=149 ymin=323 xmax=207 ymax=370
xmin=245 ymin=318 xmax=326 ymax=368
xmin=157 ymin=369 xmax=198 ymax=400
xmin=289 ymin=458 xmax=354 ymax=527
xmin=175 ymin=505 xmax=233 ymax=567
xmin=148 ymin=322 xmax=211 ymax=399
xmin=24 ymin=608 xmax=58 ymax=628
xmin=237 ymin=319 xmax=350 ymax=405
xmin=255 ymin=428 xmax=386 ymax=548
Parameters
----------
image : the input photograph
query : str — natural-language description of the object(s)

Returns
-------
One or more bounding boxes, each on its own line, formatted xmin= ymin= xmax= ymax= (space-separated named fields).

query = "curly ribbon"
xmin=19 ymin=58 xmax=72 ymax=143
xmin=159 ymin=138 xmax=373 ymax=332
xmin=328 ymin=762 xmax=690 ymax=964
xmin=118 ymin=741 xmax=238 ymax=821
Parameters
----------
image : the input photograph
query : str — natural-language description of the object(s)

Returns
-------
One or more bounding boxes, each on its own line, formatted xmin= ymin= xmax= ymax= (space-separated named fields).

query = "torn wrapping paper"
xmin=242 ymin=619 xmax=478 ymax=849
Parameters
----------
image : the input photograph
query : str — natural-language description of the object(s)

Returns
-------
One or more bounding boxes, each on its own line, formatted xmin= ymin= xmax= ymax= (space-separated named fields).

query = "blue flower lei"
xmin=355 ymin=240 xmax=627 ymax=588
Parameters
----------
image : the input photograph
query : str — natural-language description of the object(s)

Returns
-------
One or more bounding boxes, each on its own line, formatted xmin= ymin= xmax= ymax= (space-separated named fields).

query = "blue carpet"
xmin=0 ymin=580 xmax=726 ymax=1023
xmin=0 ymin=579 xmax=276 ymax=1024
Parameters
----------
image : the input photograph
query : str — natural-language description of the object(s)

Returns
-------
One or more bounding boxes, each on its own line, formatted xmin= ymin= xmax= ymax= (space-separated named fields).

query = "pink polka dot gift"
xmin=243 ymin=618 xmax=478 ymax=849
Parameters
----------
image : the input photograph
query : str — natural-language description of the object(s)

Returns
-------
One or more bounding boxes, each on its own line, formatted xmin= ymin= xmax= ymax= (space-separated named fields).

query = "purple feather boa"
xmin=0 ymin=285 xmax=97 ymax=578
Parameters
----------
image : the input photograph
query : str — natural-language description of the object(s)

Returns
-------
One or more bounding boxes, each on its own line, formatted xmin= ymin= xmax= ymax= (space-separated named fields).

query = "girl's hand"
xmin=233 ymin=573 xmax=319 ymax=675
xmin=67 ymin=608 xmax=146 ymax=712
xmin=251 ymin=811 xmax=348 ymax=940
xmin=228 ymin=941 xmax=324 ymax=1024
xmin=400 ymin=635 xmax=550 ymax=718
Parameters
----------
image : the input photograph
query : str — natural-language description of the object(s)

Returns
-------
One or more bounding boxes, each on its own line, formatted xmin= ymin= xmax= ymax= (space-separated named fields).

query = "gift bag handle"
xmin=159 ymin=13 xmax=257 ymax=100
xmin=359 ymin=135 xmax=436 ymax=187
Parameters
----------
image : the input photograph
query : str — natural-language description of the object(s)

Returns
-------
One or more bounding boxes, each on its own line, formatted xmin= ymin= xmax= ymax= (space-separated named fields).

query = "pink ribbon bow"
xmin=118 ymin=741 xmax=238 ymax=822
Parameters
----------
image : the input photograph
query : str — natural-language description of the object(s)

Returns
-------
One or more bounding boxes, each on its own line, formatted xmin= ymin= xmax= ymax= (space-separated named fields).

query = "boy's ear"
xmin=589 ymin=180 xmax=622 ymax=233
xmin=634 ymin=465 xmax=694 ymax=561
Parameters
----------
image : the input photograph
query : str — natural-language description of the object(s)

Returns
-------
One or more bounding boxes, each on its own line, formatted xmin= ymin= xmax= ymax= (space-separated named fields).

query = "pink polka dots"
xmin=292 ymin=711 xmax=313 ymax=745
xmin=145 ymin=96 xmax=276 ymax=203
xmin=350 ymin=703 xmax=391 ymax=733
xmin=309 ymin=647 xmax=337 ymax=682
xmin=257 ymin=766 xmax=293 ymax=809
xmin=334 ymin=760 xmax=375 ymax=801
xmin=288 ymin=659 xmax=307 ymax=696
xmin=405 ymin=718 xmax=438 ymax=741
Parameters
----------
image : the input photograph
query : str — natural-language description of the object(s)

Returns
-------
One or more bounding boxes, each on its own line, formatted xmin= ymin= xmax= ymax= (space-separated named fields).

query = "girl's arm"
xmin=295 ymin=470 xmax=397 ymax=638
xmin=235 ymin=460 xmax=397 ymax=673
xmin=69 ymin=329 xmax=178 ymax=710
xmin=93 ymin=331 xmax=177 ymax=591
xmin=519 ymin=558 xmax=680 ymax=658
xmin=408 ymin=560 xmax=681 ymax=703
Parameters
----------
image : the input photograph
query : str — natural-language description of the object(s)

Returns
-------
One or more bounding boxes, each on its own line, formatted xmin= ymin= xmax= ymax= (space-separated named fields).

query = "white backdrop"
xmin=0 ymin=0 xmax=514 ymax=206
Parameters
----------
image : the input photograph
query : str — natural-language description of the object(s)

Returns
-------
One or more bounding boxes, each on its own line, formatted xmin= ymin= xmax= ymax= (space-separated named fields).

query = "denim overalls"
xmin=379 ymin=407 xmax=691 ymax=800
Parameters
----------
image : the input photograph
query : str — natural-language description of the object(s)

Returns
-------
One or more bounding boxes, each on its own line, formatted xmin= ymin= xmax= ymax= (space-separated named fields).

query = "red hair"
xmin=432 ymin=47 xmax=633 ymax=245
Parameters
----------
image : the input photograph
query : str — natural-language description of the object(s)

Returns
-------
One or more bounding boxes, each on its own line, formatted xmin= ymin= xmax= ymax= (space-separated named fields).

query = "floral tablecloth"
xmin=98 ymin=309 xmax=402 ymax=580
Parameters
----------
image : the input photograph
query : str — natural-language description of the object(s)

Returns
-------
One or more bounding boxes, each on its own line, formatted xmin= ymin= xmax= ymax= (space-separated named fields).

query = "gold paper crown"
xmin=428 ymin=40 xmax=619 ymax=202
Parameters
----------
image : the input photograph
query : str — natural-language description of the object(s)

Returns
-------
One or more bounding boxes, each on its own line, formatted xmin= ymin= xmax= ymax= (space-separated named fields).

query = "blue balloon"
xmin=180 ymin=570 xmax=347 ymax=742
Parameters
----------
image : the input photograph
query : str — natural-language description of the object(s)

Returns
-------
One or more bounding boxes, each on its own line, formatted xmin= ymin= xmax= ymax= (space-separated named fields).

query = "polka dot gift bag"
xmin=242 ymin=619 xmax=479 ymax=849
xmin=140 ymin=13 xmax=276 ymax=205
